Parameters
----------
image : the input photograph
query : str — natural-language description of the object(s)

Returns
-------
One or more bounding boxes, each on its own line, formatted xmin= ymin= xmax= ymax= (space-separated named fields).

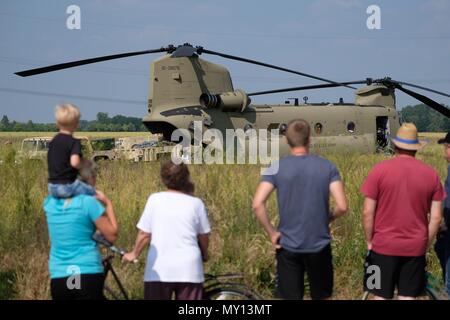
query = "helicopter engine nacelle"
xmin=199 ymin=89 xmax=251 ymax=112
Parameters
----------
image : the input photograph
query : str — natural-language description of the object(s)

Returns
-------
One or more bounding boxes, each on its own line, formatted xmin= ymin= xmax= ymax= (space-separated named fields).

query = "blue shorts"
xmin=48 ymin=180 xmax=96 ymax=198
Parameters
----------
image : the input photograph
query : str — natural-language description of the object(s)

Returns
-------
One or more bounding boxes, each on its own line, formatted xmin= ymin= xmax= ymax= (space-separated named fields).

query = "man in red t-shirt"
xmin=360 ymin=123 xmax=444 ymax=300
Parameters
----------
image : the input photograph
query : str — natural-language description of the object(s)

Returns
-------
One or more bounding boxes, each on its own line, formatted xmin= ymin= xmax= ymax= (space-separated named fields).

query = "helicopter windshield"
xmin=91 ymin=138 xmax=115 ymax=151
xmin=22 ymin=140 xmax=36 ymax=152
xmin=36 ymin=140 xmax=50 ymax=151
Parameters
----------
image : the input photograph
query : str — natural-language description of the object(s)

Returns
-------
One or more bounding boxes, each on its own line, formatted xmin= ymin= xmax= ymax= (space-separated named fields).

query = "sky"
xmin=0 ymin=0 xmax=449 ymax=122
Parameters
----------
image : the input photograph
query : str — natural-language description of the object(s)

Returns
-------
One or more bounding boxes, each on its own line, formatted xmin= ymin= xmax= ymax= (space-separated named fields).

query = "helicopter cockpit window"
xmin=22 ymin=140 xmax=36 ymax=152
xmin=37 ymin=140 xmax=50 ymax=151
xmin=314 ymin=123 xmax=323 ymax=135
xmin=347 ymin=122 xmax=355 ymax=133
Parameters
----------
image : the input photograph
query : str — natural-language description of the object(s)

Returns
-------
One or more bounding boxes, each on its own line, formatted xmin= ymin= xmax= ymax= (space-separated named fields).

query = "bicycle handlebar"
xmin=92 ymin=232 xmax=127 ymax=256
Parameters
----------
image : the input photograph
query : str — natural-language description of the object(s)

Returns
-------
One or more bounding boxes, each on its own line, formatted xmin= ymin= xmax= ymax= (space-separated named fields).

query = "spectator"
xmin=361 ymin=123 xmax=443 ymax=300
xmin=122 ymin=161 xmax=210 ymax=300
xmin=47 ymin=103 xmax=95 ymax=198
xmin=252 ymin=119 xmax=348 ymax=300
xmin=44 ymin=159 xmax=118 ymax=300
xmin=435 ymin=132 xmax=450 ymax=298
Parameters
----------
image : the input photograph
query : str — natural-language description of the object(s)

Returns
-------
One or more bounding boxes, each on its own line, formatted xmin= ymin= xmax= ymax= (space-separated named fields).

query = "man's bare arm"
xmin=252 ymin=181 xmax=280 ymax=248
xmin=362 ymin=197 xmax=377 ymax=250
xmin=329 ymin=180 xmax=348 ymax=222
xmin=428 ymin=200 xmax=443 ymax=247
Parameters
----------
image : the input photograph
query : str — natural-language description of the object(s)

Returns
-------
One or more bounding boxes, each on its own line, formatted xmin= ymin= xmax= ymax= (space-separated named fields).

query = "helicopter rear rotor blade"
xmin=15 ymin=47 xmax=172 ymax=77
xmin=200 ymin=48 xmax=356 ymax=90
xmin=395 ymin=84 xmax=450 ymax=118
xmin=248 ymin=81 xmax=366 ymax=96
xmin=397 ymin=81 xmax=450 ymax=99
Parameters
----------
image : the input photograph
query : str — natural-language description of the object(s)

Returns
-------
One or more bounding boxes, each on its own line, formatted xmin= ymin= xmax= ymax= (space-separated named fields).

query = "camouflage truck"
xmin=126 ymin=140 xmax=176 ymax=162
xmin=18 ymin=137 xmax=53 ymax=160
xmin=17 ymin=136 xmax=96 ymax=161
xmin=18 ymin=135 xmax=175 ymax=163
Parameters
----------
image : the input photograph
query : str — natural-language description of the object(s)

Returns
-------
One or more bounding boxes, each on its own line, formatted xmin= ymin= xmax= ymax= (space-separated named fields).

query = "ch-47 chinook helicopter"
xmin=15 ymin=43 xmax=450 ymax=155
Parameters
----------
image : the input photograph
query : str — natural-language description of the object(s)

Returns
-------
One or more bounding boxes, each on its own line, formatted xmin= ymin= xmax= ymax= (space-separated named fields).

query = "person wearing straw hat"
xmin=435 ymin=132 xmax=450 ymax=298
xmin=360 ymin=123 xmax=444 ymax=300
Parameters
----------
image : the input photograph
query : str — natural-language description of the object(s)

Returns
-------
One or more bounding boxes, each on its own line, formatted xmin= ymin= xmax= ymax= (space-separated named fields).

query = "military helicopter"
xmin=15 ymin=43 xmax=450 ymax=155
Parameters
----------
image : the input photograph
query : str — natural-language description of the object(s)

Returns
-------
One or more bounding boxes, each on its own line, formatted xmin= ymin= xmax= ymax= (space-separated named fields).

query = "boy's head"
xmin=55 ymin=103 xmax=80 ymax=131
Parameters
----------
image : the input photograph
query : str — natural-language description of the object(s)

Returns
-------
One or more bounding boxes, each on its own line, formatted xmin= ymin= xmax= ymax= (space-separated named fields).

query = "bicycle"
xmin=93 ymin=233 xmax=130 ymax=300
xmin=93 ymin=233 xmax=260 ymax=300
xmin=203 ymin=274 xmax=261 ymax=300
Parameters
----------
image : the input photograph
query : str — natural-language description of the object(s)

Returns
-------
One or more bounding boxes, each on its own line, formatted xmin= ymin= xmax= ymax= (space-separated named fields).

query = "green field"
xmin=0 ymin=132 xmax=448 ymax=299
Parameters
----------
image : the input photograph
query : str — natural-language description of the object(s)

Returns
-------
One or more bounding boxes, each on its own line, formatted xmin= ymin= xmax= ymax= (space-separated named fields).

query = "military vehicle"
xmin=15 ymin=43 xmax=450 ymax=155
xmin=17 ymin=135 xmax=174 ymax=162
xmin=18 ymin=136 xmax=96 ymax=161
xmin=18 ymin=137 xmax=53 ymax=160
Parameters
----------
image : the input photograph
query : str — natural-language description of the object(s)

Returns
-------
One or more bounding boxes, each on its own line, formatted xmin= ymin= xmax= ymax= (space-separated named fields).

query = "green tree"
xmin=0 ymin=115 xmax=10 ymax=130
xmin=96 ymin=112 xmax=109 ymax=123
xmin=401 ymin=104 xmax=450 ymax=132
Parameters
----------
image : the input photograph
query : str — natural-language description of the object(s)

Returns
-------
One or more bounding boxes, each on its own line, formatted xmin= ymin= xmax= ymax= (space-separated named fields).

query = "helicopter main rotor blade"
xmin=397 ymin=81 xmax=450 ymax=99
xmin=200 ymin=48 xmax=356 ymax=89
xmin=248 ymin=81 xmax=366 ymax=96
xmin=395 ymin=84 xmax=450 ymax=118
xmin=15 ymin=47 xmax=172 ymax=77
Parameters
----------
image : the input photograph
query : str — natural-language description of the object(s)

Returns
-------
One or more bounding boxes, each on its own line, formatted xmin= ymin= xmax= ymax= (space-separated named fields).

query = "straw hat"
xmin=391 ymin=123 xmax=427 ymax=151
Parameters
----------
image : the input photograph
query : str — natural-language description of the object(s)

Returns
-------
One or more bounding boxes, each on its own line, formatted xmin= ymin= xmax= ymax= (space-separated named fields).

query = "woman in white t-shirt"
xmin=122 ymin=161 xmax=211 ymax=300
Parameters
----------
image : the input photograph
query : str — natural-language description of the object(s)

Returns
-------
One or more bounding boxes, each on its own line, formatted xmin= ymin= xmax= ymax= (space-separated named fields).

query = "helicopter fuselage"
xmin=143 ymin=102 xmax=401 ymax=155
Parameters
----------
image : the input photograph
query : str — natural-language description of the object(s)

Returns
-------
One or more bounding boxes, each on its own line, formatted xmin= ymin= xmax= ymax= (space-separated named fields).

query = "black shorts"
xmin=364 ymin=250 xmax=426 ymax=299
xmin=276 ymin=244 xmax=333 ymax=300
xmin=50 ymin=273 xmax=105 ymax=300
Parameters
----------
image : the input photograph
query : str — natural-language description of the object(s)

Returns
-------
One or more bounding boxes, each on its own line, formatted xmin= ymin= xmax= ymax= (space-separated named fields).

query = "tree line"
xmin=1 ymin=104 xmax=449 ymax=132
xmin=400 ymin=104 xmax=450 ymax=132
xmin=0 ymin=112 xmax=147 ymax=132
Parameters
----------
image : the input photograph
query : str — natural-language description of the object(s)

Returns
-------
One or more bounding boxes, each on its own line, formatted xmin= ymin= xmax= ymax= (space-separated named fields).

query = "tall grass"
xmin=0 ymin=136 xmax=448 ymax=299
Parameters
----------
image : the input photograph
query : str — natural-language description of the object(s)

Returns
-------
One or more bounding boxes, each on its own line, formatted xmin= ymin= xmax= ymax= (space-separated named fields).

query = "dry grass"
xmin=0 ymin=133 xmax=448 ymax=300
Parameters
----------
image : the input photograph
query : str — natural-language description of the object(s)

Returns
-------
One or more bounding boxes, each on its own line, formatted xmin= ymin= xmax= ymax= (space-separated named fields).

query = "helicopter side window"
xmin=314 ymin=123 xmax=323 ymax=135
xmin=347 ymin=122 xmax=356 ymax=133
